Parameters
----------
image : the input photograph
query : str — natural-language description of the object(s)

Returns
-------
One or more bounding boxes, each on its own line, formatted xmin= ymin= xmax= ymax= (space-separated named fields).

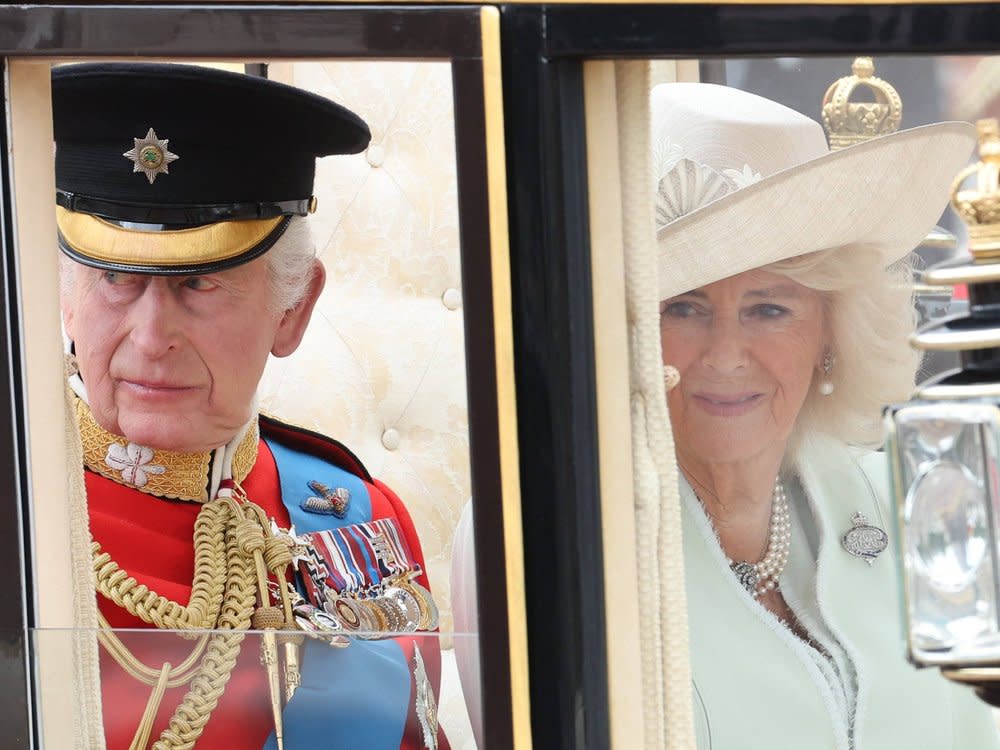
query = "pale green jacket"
xmin=682 ymin=433 xmax=1000 ymax=749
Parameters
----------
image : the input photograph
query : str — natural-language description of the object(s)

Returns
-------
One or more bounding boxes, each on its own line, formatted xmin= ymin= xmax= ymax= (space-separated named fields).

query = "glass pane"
xmin=31 ymin=627 xmax=475 ymax=749
xmin=43 ymin=59 xmax=484 ymax=749
xmin=892 ymin=403 xmax=1000 ymax=659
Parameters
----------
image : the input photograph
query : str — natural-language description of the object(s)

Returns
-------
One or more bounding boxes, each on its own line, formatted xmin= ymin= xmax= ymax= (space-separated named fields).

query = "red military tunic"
xmin=83 ymin=405 xmax=448 ymax=750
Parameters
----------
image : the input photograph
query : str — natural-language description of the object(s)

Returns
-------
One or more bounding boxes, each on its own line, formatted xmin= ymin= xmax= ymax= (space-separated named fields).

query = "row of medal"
xmin=292 ymin=572 xmax=439 ymax=643
xmin=288 ymin=517 xmax=440 ymax=641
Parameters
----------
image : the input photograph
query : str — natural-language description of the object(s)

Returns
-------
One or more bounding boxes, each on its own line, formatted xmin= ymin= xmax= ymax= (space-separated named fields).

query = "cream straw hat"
xmin=653 ymin=82 xmax=976 ymax=300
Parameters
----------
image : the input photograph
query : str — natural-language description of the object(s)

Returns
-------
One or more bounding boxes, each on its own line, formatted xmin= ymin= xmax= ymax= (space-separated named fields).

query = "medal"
xmin=841 ymin=511 xmax=888 ymax=565
xmin=292 ymin=603 xmax=350 ymax=648
xmin=402 ymin=576 xmax=440 ymax=631
xmin=382 ymin=585 xmax=421 ymax=632
xmin=326 ymin=593 xmax=366 ymax=631
xmin=370 ymin=597 xmax=408 ymax=633
xmin=291 ymin=519 xmax=440 ymax=637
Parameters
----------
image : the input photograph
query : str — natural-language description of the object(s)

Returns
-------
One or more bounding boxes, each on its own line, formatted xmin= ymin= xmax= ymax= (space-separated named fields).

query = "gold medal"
xmin=326 ymin=593 xmax=366 ymax=632
xmin=402 ymin=577 xmax=440 ymax=631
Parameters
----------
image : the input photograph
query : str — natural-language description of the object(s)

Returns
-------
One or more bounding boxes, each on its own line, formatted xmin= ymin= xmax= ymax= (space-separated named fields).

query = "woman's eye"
xmin=660 ymin=301 xmax=701 ymax=319
xmin=747 ymin=303 xmax=790 ymax=319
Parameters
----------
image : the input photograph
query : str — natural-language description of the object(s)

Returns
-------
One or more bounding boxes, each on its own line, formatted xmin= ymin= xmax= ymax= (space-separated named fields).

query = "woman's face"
xmin=660 ymin=269 xmax=827 ymax=470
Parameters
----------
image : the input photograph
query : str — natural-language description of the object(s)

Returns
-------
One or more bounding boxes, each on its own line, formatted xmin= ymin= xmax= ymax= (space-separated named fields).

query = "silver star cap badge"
xmin=123 ymin=127 xmax=179 ymax=184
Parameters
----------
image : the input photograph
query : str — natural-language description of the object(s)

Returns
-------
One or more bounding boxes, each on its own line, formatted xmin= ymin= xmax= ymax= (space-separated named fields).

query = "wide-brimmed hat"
xmin=654 ymin=82 xmax=976 ymax=300
xmin=52 ymin=63 xmax=370 ymax=274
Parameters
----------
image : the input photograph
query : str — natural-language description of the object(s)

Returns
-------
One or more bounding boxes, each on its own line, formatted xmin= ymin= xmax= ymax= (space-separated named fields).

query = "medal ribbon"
xmin=296 ymin=544 xmax=330 ymax=605
xmin=355 ymin=518 xmax=417 ymax=579
xmin=298 ymin=519 xmax=419 ymax=610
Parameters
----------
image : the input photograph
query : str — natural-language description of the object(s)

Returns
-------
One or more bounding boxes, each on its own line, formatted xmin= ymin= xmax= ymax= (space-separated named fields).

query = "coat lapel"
xmin=681 ymin=481 xmax=845 ymax=749
xmin=796 ymin=435 xmax=953 ymax=750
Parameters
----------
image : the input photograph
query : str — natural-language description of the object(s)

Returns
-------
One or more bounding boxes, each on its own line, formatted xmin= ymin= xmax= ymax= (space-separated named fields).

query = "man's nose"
xmin=127 ymin=282 xmax=183 ymax=357
xmin=701 ymin=318 xmax=748 ymax=373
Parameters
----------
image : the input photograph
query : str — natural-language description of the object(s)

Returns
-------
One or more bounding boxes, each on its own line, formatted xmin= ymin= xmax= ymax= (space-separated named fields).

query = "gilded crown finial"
xmin=852 ymin=57 xmax=875 ymax=78
xmin=951 ymin=118 xmax=1000 ymax=258
xmin=822 ymin=57 xmax=903 ymax=150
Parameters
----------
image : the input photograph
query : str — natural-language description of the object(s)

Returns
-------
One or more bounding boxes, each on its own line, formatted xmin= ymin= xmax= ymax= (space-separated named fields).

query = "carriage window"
xmin=10 ymin=10 xmax=519 ymax=743
xmin=585 ymin=51 xmax=1000 ymax=749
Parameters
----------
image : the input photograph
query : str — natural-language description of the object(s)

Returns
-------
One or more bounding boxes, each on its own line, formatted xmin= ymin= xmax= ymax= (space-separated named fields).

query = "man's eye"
xmin=103 ymin=271 xmax=136 ymax=286
xmin=182 ymin=276 xmax=218 ymax=291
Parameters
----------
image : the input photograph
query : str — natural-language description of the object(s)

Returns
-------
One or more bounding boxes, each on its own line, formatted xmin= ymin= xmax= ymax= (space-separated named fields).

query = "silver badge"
xmin=123 ymin=127 xmax=179 ymax=184
xmin=301 ymin=481 xmax=351 ymax=517
xmin=841 ymin=511 xmax=888 ymax=565
xmin=413 ymin=645 xmax=439 ymax=750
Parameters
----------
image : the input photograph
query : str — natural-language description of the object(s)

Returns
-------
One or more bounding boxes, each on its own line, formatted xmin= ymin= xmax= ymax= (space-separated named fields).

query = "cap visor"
xmin=56 ymin=206 xmax=286 ymax=274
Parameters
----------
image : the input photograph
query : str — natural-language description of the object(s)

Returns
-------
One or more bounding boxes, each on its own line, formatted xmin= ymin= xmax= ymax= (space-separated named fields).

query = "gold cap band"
xmin=56 ymin=205 xmax=285 ymax=273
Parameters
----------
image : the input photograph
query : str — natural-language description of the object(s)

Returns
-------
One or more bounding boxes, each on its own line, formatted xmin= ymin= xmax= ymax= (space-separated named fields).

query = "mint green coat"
xmin=682 ymin=434 xmax=999 ymax=749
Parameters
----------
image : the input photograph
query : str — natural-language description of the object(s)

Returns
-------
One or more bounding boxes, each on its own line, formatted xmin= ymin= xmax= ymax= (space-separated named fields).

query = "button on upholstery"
xmin=381 ymin=428 xmax=400 ymax=450
xmin=441 ymin=288 xmax=461 ymax=310
xmin=366 ymin=144 xmax=385 ymax=168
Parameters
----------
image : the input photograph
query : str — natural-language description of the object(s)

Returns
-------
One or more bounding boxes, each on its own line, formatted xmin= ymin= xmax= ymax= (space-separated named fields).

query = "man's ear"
xmin=271 ymin=259 xmax=326 ymax=358
xmin=59 ymin=258 xmax=75 ymax=339
xmin=61 ymin=291 xmax=76 ymax=341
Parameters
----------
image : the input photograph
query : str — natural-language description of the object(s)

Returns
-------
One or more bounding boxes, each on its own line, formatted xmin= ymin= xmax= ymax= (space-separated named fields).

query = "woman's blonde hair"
xmin=768 ymin=245 xmax=920 ymax=460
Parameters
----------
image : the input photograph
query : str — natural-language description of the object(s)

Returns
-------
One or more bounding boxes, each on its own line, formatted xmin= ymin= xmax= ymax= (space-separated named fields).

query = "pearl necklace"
xmin=726 ymin=478 xmax=791 ymax=598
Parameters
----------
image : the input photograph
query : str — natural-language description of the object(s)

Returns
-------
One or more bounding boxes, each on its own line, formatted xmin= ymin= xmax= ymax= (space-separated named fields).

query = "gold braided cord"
xmin=132 ymin=663 xmax=172 ymax=750
xmin=97 ymin=612 xmax=208 ymax=688
xmin=94 ymin=495 xmax=268 ymax=750
xmin=93 ymin=499 xmax=231 ymax=629
xmin=153 ymin=499 xmax=257 ymax=750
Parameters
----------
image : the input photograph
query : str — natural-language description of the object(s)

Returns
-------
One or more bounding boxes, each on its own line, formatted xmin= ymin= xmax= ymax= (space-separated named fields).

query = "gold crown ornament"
xmin=822 ymin=57 xmax=903 ymax=150
xmin=951 ymin=119 xmax=1000 ymax=259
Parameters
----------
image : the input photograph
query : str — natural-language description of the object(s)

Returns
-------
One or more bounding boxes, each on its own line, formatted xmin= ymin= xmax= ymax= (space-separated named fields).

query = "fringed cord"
xmin=66 ymin=358 xmax=108 ymax=750
xmin=614 ymin=60 xmax=696 ymax=750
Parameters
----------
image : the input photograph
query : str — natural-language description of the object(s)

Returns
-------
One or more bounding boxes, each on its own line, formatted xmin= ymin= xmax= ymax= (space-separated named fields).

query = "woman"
xmin=654 ymin=83 xmax=999 ymax=748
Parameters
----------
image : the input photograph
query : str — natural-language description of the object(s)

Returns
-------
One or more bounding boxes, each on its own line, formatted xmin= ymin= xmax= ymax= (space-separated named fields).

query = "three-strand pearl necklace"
xmin=726 ymin=478 xmax=791 ymax=598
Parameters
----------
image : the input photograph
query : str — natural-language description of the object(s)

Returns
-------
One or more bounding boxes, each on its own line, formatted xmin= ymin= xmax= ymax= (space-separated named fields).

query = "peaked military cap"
xmin=52 ymin=63 xmax=370 ymax=274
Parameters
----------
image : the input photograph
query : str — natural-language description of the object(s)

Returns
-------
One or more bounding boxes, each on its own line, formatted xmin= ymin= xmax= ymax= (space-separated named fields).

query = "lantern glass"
xmin=889 ymin=402 xmax=1000 ymax=664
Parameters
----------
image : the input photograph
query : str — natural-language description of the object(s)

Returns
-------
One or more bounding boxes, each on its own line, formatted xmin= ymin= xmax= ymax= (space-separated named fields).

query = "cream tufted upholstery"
xmin=257 ymin=61 xmax=476 ymax=747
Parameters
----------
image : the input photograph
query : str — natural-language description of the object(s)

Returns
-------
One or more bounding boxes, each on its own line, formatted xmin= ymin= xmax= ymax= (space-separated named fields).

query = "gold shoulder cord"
xmin=93 ymin=489 xmax=300 ymax=750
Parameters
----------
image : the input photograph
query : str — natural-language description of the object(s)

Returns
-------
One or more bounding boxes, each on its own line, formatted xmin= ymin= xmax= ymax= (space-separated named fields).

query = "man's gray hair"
xmin=265 ymin=215 xmax=318 ymax=314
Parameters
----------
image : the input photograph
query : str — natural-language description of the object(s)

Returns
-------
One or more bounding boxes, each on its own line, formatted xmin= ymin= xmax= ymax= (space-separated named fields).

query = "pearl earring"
xmin=819 ymin=351 xmax=834 ymax=396
xmin=663 ymin=365 xmax=681 ymax=392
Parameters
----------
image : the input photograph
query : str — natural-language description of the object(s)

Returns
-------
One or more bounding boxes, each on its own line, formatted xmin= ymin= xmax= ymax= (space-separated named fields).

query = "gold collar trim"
xmin=76 ymin=397 xmax=258 ymax=502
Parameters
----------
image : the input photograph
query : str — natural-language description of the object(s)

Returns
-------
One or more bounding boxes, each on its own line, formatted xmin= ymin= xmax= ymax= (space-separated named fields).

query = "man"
xmin=54 ymin=62 xmax=446 ymax=750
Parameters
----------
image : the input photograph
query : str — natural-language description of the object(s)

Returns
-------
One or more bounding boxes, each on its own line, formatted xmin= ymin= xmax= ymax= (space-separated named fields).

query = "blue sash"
xmin=262 ymin=438 xmax=412 ymax=749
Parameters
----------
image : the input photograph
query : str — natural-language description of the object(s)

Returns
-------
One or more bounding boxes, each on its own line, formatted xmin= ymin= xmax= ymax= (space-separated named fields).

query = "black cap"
xmin=53 ymin=63 xmax=371 ymax=274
